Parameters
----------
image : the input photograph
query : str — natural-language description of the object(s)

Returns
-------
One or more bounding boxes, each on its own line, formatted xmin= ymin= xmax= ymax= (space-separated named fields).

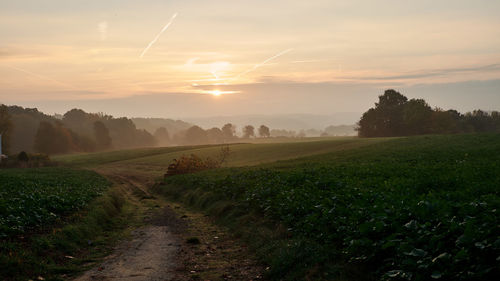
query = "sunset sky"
xmin=1 ymin=0 xmax=499 ymax=118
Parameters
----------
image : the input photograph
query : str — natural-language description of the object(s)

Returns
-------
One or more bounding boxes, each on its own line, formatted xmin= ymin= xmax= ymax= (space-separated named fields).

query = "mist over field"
xmin=1 ymin=1 xmax=499 ymax=280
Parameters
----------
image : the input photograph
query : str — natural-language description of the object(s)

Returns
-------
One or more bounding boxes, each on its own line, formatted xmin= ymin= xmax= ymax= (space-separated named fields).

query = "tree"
xmin=242 ymin=125 xmax=255 ymax=138
xmin=357 ymin=89 xmax=408 ymax=137
xmin=0 ymin=104 xmax=12 ymax=155
xmin=465 ymin=110 xmax=496 ymax=132
xmin=135 ymin=129 xmax=157 ymax=147
xmin=376 ymin=89 xmax=408 ymax=108
xmin=70 ymin=131 xmax=97 ymax=152
xmin=154 ymin=127 xmax=170 ymax=146
xmin=222 ymin=123 xmax=236 ymax=141
xmin=34 ymin=121 xmax=82 ymax=154
xmin=184 ymin=125 xmax=208 ymax=145
xmin=357 ymin=89 xmax=500 ymax=137
xmin=430 ymin=109 xmax=462 ymax=134
xmin=93 ymin=121 xmax=112 ymax=150
xmin=18 ymin=151 xmax=29 ymax=162
xmin=34 ymin=122 xmax=58 ymax=154
xmin=62 ymin=108 xmax=94 ymax=136
xmin=207 ymin=127 xmax=224 ymax=144
xmin=258 ymin=125 xmax=270 ymax=138
xmin=402 ymin=99 xmax=433 ymax=135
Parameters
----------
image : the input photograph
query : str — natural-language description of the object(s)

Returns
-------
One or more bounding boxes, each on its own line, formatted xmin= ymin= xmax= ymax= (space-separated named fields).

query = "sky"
xmin=1 ymin=0 xmax=499 ymax=119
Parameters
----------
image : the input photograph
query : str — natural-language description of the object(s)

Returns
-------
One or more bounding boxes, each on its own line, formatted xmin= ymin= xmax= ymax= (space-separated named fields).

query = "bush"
xmin=165 ymin=145 xmax=231 ymax=177
xmin=17 ymin=151 xmax=29 ymax=162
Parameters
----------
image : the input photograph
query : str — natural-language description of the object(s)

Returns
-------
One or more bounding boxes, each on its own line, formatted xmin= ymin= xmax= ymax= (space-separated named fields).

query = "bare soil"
xmin=74 ymin=168 xmax=264 ymax=281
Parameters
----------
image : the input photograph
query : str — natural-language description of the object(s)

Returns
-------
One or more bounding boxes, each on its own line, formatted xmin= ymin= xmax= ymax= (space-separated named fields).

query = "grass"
xmin=52 ymin=145 xmax=214 ymax=168
xmin=55 ymin=137 xmax=385 ymax=171
xmin=0 ymin=167 xmax=136 ymax=281
xmin=159 ymin=133 xmax=500 ymax=280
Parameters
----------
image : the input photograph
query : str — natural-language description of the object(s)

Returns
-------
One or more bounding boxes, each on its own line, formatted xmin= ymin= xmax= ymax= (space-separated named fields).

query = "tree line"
xmin=171 ymin=124 xmax=271 ymax=145
xmin=0 ymin=106 xmax=156 ymax=155
xmin=0 ymin=105 xmax=279 ymax=155
xmin=357 ymin=89 xmax=500 ymax=137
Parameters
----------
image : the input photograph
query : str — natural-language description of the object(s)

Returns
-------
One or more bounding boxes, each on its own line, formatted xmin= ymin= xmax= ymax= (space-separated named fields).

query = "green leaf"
xmin=432 ymin=252 xmax=449 ymax=263
xmin=405 ymin=248 xmax=427 ymax=257
xmin=431 ymin=272 xmax=442 ymax=279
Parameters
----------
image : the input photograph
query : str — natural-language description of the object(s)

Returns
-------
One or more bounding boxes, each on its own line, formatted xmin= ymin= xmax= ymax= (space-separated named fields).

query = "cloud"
xmin=98 ymin=21 xmax=108 ymax=41
xmin=185 ymin=57 xmax=199 ymax=66
xmin=0 ymin=47 xmax=46 ymax=60
xmin=344 ymin=64 xmax=500 ymax=81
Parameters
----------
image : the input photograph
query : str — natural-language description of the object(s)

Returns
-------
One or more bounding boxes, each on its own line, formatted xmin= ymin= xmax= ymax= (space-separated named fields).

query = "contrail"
xmin=232 ymin=48 xmax=292 ymax=80
xmin=140 ymin=12 xmax=178 ymax=58
xmin=3 ymin=65 xmax=80 ymax=90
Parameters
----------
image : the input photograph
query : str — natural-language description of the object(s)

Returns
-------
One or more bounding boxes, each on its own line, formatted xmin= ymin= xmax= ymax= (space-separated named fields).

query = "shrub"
xmin=165 ymin=145 xmax=231 ymax=177
xmin=17 ymin=151 xmax=29 ymax=162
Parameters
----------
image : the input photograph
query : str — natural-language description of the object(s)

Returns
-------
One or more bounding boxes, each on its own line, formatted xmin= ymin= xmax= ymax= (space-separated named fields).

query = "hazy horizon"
xmin=2 ymin=0 xmax=500 ymax=118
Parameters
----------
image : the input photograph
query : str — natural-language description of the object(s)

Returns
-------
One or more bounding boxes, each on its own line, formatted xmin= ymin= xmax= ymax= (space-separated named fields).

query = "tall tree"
xmin=0 ymin=105 xmax=12 ymax=155
xmin=258 ymin=125 xmax=270 ymax=137
xmin=402 ymin=99 xmax=433 ymax=135
xmin=136 ymin=129 xmax=157 ymax=147
xmin=222 ymin=123 xmax=236 ymax=141
xmin=184 ymin=125 xmax=208 ymax=145
xmin=358 ymin=89 xmax=408 ymax=137
xmin=62 ymin=108 xmax=93 ymax=135
xmin=34 ymin=121 xmax=58 ymax=154
xmin=93 ymin=121 xmax=112 ymax=150
xmin=242 ymin=125 xmax=255 ymax=138
xmin=154 ymin=127 xmax=170 ymax=146
xmin=34 ymin=121 xmax=78 ymax=154
xmin=207 ymin=127 xmax=224 ymax=144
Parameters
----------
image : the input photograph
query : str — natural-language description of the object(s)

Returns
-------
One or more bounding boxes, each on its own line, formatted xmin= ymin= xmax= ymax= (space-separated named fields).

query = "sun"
xmin=211 ymin=90 xmax=222 ymax=96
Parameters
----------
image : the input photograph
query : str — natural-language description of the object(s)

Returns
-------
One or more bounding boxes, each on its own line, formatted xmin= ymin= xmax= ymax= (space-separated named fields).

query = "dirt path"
xmin=74 ymin=225 xmax=180 ymax=281
xmin=74 ymin=168 xmax=263 ymax=281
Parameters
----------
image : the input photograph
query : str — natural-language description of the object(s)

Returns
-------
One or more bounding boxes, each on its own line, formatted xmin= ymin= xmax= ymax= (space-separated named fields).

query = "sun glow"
xmin=200 ymin=89 xmax=240 ymax=96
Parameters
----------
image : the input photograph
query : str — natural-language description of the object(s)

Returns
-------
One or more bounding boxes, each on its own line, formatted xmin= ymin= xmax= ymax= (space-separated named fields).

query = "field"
xmin=55 ymin=137 xmax=385 ymax=172
xmin=0 ymin=167 xmax=129 ymax=281
xmin=160 ymin=134 xmax=500 ymax=280
xmin=4 ymin=135 xmax=499 ymax=280
xmin=0 ymin=167 xmax=109 ymax=238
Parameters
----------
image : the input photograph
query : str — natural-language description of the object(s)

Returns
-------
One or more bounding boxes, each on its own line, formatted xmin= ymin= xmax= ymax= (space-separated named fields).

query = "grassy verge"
xmin=153 ymin=182 xmax=329 ymax=280
xmin=0 ymin=168 xmax=137 ymax=281
xmin=157 ymin=134 xmax=500 ymax=281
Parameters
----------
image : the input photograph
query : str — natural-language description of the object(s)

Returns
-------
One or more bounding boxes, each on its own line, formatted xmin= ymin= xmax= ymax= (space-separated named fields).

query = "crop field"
xmin=55 ymin=137 xmax=385 ymax=171
xmin=52 ymin=145 xmax=213 ymax=168
xmin=162 ymin=134 xmax=500 ymax=280
xmin=0 ymin=167 xmax=109 ymax=238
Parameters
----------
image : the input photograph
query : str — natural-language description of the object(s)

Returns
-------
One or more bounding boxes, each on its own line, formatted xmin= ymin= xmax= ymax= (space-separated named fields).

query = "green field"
xmin=160 ymin=134 xmax=500 ymax=280
xmin=5 ymin=135 xmax=500 ymax=280
xmin=52 ymin=145 xmax=213 ymax=167
xmin=55 ymin=137 xmax=385 ymax=171
xmin=0 ymin=166 xmax=129 ymax=281
xmin=0 ymin=167 xmax=109 ymax=238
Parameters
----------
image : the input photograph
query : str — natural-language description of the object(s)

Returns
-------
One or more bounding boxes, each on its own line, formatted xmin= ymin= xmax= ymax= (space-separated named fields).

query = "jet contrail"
xmin=232 ymin=48 xmax=292 ymax=80
xmin=140 ymin=12 xmax=178 ymax=58
xmin=3 ymin=65 xmax=80 ymax=90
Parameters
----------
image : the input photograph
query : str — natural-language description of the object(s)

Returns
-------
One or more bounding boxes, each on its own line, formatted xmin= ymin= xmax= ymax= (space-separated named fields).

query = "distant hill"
xmin=324 ymin=124 xmax=357 ymax=136
xmin=131 ymin=118 xmax=192 ymax=135
xmin=183 ymin=113 xmax=361 ymax=132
